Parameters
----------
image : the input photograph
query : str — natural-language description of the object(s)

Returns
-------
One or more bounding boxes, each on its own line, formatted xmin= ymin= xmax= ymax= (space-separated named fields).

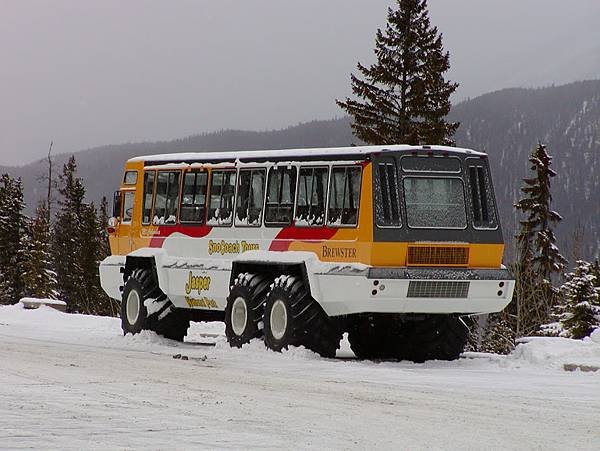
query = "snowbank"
xmin=508 ymin=335 xmax=600 ymax=371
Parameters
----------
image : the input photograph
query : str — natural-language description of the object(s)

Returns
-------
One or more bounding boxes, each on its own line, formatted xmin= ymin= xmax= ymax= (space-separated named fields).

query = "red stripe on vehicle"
xmin=269 ymin=226 xmax=338 ymax=251
xmin=149 ymin=225 xmax=212 ymax=247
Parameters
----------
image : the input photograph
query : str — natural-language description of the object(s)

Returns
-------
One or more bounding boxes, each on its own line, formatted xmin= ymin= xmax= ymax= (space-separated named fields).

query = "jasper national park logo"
xmin=185 ymin=271 xmax=211 ymax=295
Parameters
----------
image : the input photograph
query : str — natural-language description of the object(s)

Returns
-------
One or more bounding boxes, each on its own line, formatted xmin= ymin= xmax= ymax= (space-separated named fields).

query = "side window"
xmin=467 ymin=163 xmax=498 ymax=229
xmin=235 ymin=169 xmax=266 ymax=227
xmin=123 ymin=170 xmax=138 ymax=185
xmin=208 ymin=170 xmax=236 ymax=226
xmin=376 ymin=161 xmax=401 ymax=227
xmin=181 ymin=171 xmax=208 ymax=224
xmin=265 ymin=166 xmax=297 ymax=226
xmin=327 ymin=166 xmax=362 ymax=227
xmin=142 ymin=171 xmax=155 ymax=225
xmin=295 ymin=167 xmax=328 ymax=226
xmin=122 ymin=191 xmax=135 ymax=223
xmin=153 ymin=171 xmax=180 ymax=225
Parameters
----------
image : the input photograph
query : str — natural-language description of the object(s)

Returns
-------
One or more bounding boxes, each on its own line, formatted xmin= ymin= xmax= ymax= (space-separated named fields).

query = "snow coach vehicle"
xmin=100 ymin=144 xmax=514 ymax=361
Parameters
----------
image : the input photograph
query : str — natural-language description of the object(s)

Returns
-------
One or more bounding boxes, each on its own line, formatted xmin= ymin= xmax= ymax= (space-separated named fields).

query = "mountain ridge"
xmin=2 ymin=80 xmax=599 ymax=261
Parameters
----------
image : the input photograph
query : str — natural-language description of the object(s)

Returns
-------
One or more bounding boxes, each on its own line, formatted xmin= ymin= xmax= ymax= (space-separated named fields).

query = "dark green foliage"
xmin=98 ymin=196 xmax=110 ymax=260
xmin=544 ymin=260 xmax=600 ymax=339
xmin=52 ymin=156 xmax=86 ymax=312
xmin=479 ymin=313 xmax=516 ymax=355
xmin=0 ymin=174 xmax=27 ymax=304
xmin=337 ymin=0 xmax=458 ymax=145
xmin=513 ymin=143 xmax=566 ymax=335
xmin=21 ymin=202 xmax=57 ymax=299
xmin=51 ymin=156 xmax=116 ymax=315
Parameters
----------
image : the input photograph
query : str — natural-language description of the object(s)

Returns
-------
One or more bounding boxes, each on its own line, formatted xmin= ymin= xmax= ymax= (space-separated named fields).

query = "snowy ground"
xmin=1 ymin=304 xmax=599 ymax=450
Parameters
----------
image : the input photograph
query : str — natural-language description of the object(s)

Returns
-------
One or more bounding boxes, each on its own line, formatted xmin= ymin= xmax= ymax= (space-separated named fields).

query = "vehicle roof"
xmin=128 ymin=144 xmax=486 ymax=164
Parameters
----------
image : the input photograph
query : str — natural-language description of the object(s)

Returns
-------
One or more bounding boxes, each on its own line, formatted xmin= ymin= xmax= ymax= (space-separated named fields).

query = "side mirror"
xmin=112 ymin=190 xmax=121 ymax=219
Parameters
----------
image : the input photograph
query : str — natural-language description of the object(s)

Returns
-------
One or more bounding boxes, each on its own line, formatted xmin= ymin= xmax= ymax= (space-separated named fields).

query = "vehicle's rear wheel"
xmin=121 ymin=268 xmax=189 ymax=341
xmin=391 ymin=315 xmax=468 ymax=363
xmin=263 ymin=275 xmax=341 ymax=358
xmin=225 ymin=273 xmax=270 ymax=348
xmin=347 ymin=314 xmax=468 ymax=362
xmin=347 ymin=315 xmax=396 ymax=360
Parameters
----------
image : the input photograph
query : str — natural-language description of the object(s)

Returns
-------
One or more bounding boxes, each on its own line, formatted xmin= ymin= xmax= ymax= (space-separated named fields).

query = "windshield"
xmin=403 ymin=177 xmax=466 ymax=229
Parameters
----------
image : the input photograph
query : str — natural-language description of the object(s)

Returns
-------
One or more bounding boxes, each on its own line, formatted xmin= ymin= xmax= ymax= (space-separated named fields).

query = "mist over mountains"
xmin=2 ymin=80 xmax=599 ymax=262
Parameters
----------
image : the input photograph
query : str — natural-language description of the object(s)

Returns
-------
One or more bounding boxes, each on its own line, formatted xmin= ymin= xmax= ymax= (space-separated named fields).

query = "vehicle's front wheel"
xmin=121 ymin=272 xmax=147 ymax=334
xmin=121 ymin=268 xmax=189 ymax=341
xmin=263 ymin=275 xmax=341 ymax=358
xmin=224 ymin=273 xmax=270 ymax=348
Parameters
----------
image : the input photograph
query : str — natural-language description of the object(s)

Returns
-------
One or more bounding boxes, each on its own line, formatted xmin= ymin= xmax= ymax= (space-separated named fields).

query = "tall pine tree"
xmin=514 ymin=142 xmax=566 ymax=335
xmin=337 ymin=0 xmax=458 ymax=145
xmin=0 ymin=174 xmax=27 ymax=304
xmin=52 ymin=156 xmax=86 ymax=312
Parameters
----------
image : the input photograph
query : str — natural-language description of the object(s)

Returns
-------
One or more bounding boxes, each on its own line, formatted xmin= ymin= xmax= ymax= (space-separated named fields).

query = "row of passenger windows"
xmin=138 ymin=165 xmax=362 ymax=228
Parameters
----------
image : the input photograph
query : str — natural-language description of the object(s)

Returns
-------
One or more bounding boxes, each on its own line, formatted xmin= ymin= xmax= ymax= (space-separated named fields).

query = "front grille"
xmin=407 ymin=246 xmax=469 ymax=266
xmin=407 ymin=281 xmax=470 ymax=298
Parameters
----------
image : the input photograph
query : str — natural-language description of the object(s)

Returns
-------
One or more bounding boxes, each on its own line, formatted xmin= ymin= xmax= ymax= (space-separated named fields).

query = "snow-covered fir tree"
xmin=337 ymin=0 xmax=458 ymax=145
xmin=0 ymin=174 xmax=27 ymax=304
xmin=513 ymin=143 xmax=566 ymax=335
xmin=21 ymin=202 xmax=58 ymax=299
xmin=479 ymin=313 xmax=516 ymax=354
xmin=543 ymin=260 xmax=600 ymax=339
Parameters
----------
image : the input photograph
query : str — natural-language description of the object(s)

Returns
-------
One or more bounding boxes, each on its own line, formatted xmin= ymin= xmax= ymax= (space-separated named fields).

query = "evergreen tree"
xmin=78 ymin=202 xmax=102 ymax=314
xmin=479 ymin=313 xmax=516 ymax=354
xmin=21 ymin=202 xmax=58 ymax=299
xmin=513 ymin=143 xmax=566 ymax=335
xmin=51 ymin=157 xmax=114 ymax=315
xmin=337 ymin=0 xmax=459 ymax=145
xmin=544 ymin=261 xmax=600 ymax=339
xmin=98 ymin=196 xmax=111 ymax=261
xmin=52 ymin=156 xmax=86 ymax=312
xmin=0 ymin=174 xmax=27 ymax=304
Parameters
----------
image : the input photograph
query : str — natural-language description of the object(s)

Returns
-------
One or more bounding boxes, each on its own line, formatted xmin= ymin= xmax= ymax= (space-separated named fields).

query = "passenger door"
xmin=117 ymin=188 xmax=136 ymax=254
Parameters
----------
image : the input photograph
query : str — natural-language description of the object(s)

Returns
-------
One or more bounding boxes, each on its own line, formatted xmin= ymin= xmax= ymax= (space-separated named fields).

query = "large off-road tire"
xmin=225 ymin=272 xmax=271 ymax=348
xmin=347 ymin=315 xmax=397 ymax=360
xmin=263 ymin=275 xmax=341 ymax=358
xmin=121 ymin=268 xmax=189 ymax=342
xmin=390 ymin=315 xmax=469 ymax=363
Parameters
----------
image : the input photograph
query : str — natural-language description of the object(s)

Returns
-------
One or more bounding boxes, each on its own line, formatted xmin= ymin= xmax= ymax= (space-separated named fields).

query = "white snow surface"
xmin=1 ymin=303 xmax=599 ymax=450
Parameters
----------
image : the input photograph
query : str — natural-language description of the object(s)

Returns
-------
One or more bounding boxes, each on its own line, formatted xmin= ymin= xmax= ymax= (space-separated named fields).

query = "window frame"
xmin=294 ymin=165 xmax=329 ymax=228
xmin=400 ymin=155 xmax=462 ymax=174
xmin=141 ymin=170 xmax=156 ymax=226
xmin=402 ymin=175 xmax=468 ymax=230
xmin=264 ymin=165 xmax=298 ymax=227
xmin=375 ymin=159 xmax=402 ymax=229
xmin=121 ymin=189 xmax=136 ymax=224
xmin=465 ymin=157 xmax=499 ymax=231
xmin=180 ymin=169 xmax=209 ymax=225
xmin=152 ymin=170 xmax=182 ymax=226
xmin=123 ymin=170 xmax=138 ymax=185
xmin=207 ymin=168 xmax=237 ymax=227
xmin=234 ymin=167 xmax=267 ymax=228
xmin=326 ymin=164 xmax=362 ymax=228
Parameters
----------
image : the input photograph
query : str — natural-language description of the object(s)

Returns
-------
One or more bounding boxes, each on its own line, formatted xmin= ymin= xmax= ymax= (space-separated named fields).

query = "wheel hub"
xmin=270 ymin=299 xmax=288 ymax=341
xmin=126 ymin=290 xmax=141 ymax=325
xmin=231 ymin=297 xmax=248 ymax=336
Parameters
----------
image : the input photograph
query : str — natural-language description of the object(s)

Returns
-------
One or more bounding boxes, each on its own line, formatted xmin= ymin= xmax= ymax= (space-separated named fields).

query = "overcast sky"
xmin=2 ymin=0 xmax=600 ymax=166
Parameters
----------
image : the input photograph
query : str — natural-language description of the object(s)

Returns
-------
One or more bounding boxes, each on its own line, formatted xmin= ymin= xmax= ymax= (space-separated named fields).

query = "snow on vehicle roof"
xmin=129 ymin=144 xmax=485 ymax=164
